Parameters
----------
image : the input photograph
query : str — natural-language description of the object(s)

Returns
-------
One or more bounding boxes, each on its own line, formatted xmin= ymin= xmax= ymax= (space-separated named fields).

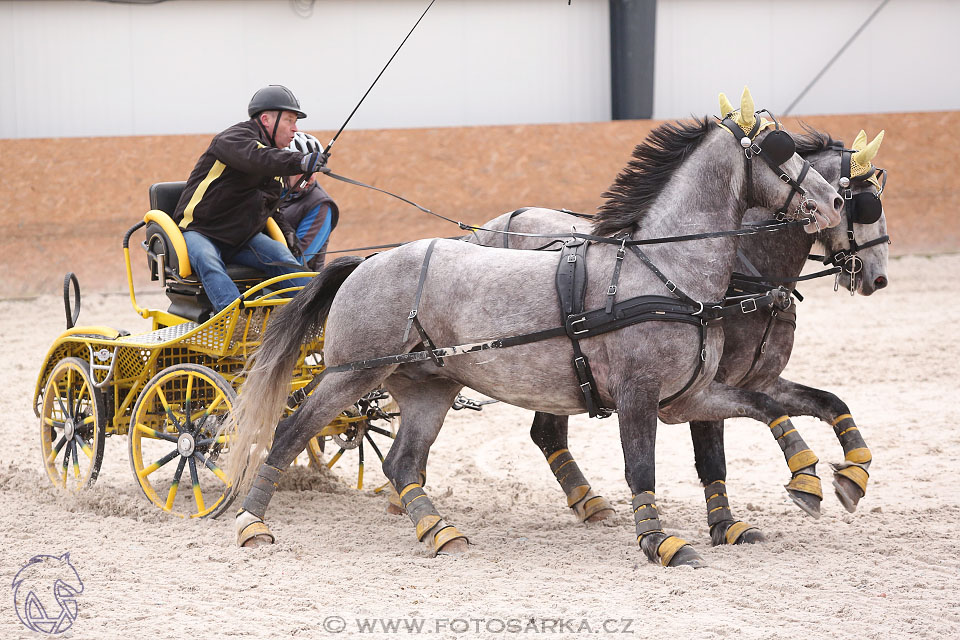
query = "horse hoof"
xmin=436 ymin=537 xmax=469 ymax=555
xmin=786 ymin=488 xmax=822 ymax=519
xmin=241 ymin=534 xmax=275 ymax=548
xmin=737 ymin=528 xmax=766 ymax=544
xmin=585 ymin=508 xmax=615 ymax=523
xmin=711 ymin=521 xmax=765 ymax=546
xmin=668 ymin=546 xmax=707 ymax=568
xmin=832 ymin=475 xmax=863 ymax=513
xmin=385 ymin=501 xmax=405 ymax=516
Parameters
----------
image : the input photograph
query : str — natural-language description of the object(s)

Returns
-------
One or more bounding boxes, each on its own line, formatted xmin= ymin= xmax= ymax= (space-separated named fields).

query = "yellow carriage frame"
xmin=33 ymin=209 xmax=393 ymax=519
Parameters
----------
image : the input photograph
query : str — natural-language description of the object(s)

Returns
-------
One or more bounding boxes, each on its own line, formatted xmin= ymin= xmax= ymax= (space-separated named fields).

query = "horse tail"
xmin=226 ymin=256 xmax=365 ymax=493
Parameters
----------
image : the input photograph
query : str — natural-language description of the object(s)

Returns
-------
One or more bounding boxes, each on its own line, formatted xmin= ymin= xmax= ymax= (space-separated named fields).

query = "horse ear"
xmin=718 ymin=92 xmax=735 ymax=118
xmin=738 ymin=86 xmax=756 ymax=129
xmin=852 ymin=130 xmax=885 ymax=166
xmin=852 ymin=130 xmax=868 ymax=151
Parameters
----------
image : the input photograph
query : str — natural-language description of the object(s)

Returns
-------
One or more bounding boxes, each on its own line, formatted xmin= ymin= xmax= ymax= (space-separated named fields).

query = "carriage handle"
xmin=123 ymin=221 xmax=150 ymax=319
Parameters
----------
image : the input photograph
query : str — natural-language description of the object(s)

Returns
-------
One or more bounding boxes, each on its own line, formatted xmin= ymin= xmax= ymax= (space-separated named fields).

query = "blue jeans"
xmin=183 ymin=231 xmax=311 ymax=312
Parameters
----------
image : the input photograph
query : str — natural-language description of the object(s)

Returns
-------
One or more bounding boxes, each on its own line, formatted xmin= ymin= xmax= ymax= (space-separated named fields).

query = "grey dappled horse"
xmin=227 ymin=100 xmax=843 ymax=567
xmin=468 ymin=126 xmax=888 ymax=546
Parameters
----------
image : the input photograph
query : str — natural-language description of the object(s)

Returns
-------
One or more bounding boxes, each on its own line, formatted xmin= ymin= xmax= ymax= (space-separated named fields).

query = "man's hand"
xmin=284 ymin=231 xmax=303 ymax=260
xmin=300 ymin=151 xmax=330 ymax=174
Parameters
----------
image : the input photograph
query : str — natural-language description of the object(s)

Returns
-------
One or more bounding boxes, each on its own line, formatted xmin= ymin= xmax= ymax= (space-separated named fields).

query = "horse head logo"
xmin=11 ymin=553 xmax=84 ymax=634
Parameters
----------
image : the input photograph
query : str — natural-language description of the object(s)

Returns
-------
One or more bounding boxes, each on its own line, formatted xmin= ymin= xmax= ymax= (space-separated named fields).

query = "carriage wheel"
xmin=315 ymin=417 xmax=396 ymax=491
xmin=128 ymin=364 xmax=236 ymax=518
xmin=40 ymin=357 xmax=106 ymax=490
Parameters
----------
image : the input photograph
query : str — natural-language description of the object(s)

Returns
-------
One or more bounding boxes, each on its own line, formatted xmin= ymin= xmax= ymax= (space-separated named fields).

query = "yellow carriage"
xmin=33 ymin=182 xmax=396 ymax=518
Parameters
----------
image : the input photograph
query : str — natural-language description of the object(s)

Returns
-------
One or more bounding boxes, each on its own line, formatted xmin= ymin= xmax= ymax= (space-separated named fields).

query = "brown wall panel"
xmin=0 ymin=111 xmax=954 ymax=298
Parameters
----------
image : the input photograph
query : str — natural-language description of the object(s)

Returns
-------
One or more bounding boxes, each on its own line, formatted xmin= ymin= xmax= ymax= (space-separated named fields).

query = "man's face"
xmin=260 ymin=110 xmax=299 ymax=148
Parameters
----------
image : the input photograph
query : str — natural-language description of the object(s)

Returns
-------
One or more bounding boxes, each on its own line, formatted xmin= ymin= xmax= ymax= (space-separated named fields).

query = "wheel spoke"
xmin=357 ymin=441 xmax=365 ymax=490
xmin=196 ymin=434 xmax=227 ymax=447
xmin=194 ymin=453 xmax=229 ymax=485
xmin=47 ymin=436 xmax=68 ymax=463
xmin=364 ymin=431 xmax=387 ymax=463
xmin=44 ymin=417 xmax=64 ymax=428
xmin=61 ymin=442 xmax=70 ymax=487
xmin=137 ymin=449 xmax=180 ymax=479
xmin=188 ymin=457 xmax=205 ymax=513
xmin=204 ymin=393 xmax=226 ymax=416
xmin=326 ymin=447 xmax=346 ymax=469
xmin=184 ymin=374 xmax=195 ymax=429
xmin=367 ymin=425 xmax=395 ymax=438
xmin=156 ymin=388 xmax=185 ymax=433
xmin=70 ymin=439 xmax=80 ymax=479
xmin=54 ymin=393 xmax=70 ymax=422
xmin=134 ymin=422 xmax=179 ymax=443
xmin=77 ymin=379 xmax=89 ymax=412
xmin=67 ymin=370 xmax=75 ymax=415
xmin=165 ymin=457 xmax=188 ymax=511
xmin=74 ymin=434 xmax=93 ymax=460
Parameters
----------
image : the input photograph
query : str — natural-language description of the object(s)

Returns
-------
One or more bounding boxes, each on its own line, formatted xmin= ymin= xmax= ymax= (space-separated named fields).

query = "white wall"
xmin=653 ymin=0 xmax=960 ymax=119
xmin=1 ymin=0 xmax=957 ymax=139
xmin=0 ymin=0 xmax=611 ymax=139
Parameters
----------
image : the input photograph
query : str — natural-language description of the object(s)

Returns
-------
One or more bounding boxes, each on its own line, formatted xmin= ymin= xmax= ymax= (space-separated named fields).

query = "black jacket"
xmin=174 ymin=119 xmax=304 ymax=247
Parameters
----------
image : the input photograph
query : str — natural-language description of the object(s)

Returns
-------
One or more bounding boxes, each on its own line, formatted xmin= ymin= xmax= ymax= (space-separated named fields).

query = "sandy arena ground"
xmin=1 ymin=253 xmax=958 ymax=639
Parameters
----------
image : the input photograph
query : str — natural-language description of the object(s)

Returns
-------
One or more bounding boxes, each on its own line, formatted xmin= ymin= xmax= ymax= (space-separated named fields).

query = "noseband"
xmin=720 ymin=111 xmax=814 ymax=224
xmin=824 ymin=144 xmax=891 ymax=294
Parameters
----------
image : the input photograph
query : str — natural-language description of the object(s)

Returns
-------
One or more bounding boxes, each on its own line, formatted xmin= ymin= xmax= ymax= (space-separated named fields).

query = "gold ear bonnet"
xmin=717 ymin=86 xmax=775 ymax=138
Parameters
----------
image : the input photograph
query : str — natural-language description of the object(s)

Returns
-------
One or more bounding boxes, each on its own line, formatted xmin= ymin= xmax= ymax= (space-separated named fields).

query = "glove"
xmin=300 ymin=151 xmax=330 ymax=174
xmin=284 ymin=231 xmax=303 ymax=261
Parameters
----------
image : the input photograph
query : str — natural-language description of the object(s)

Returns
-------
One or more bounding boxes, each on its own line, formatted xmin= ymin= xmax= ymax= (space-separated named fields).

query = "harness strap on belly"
xmin=402 ymin=239 xmax=444 ymax=367
xmin=557 ymin=239 xmax=610 ymax=418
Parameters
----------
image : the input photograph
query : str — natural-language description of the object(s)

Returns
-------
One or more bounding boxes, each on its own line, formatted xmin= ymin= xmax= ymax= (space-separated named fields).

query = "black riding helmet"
xmin=248 ymin=84 xmax=306 ymax=147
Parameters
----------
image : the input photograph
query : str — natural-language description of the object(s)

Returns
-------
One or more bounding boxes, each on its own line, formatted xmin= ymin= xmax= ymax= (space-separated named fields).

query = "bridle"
xmin=720 ymin=110 xmax=816 ymax=227
xmin=821 ymin=143 xmax=890 ymax=294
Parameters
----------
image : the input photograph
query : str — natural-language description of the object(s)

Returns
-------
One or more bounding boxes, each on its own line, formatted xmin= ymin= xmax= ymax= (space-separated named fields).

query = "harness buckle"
xmin=570 ymin=318 xmax=589 ymax=335
xmin=700 ymin=347 xmax=707 ymax=361
xmin=607 ymin=285 xmax=617 ymax=296
xmin=407 ymin=309 xmax=418 ymax=320
xmin=567 ymin=255 xmax=578 ymax=263
xmin=665 ymin=280 xmax=677 ymax=292
xmin=778 ymin=173 xmax=792 ymax=184
xmin=740 ymin=298 xmax=758 ymax=314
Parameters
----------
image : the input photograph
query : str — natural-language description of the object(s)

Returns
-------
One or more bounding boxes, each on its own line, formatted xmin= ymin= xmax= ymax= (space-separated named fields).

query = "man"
xmin=173 ymin=84 xmax=328 ymax=313
xmin=279 ymin=132 xmax=340 ymax=271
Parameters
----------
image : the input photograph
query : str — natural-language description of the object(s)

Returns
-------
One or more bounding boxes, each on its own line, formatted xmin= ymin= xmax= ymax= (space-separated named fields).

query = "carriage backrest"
xmin=149 ymin=182 xmax=187 ymax=217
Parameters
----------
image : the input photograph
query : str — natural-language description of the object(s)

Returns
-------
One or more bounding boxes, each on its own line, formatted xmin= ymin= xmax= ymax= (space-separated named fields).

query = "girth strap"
xmin=402 ymin=239 xmax=444 ymax=367
xmin=556 ymin=240 xmax=610 ymax=418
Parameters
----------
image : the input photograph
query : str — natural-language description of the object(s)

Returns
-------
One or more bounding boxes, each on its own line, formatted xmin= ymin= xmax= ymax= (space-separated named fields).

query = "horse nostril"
xmin=833 ymin=196 xmax=844 ymax=212
xmin=874 ymin=275 xmax=888 ymax=289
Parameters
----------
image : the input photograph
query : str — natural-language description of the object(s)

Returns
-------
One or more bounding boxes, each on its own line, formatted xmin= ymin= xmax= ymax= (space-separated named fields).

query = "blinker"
xmin=759 ymin=129 xmax=796 ymax=165
xmin=850 ymin=193 xmax=883 ymax=225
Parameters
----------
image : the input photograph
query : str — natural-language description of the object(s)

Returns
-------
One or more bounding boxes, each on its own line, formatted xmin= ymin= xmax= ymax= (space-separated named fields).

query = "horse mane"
xmin=794 ymin=121 xmax=844 ymax=155
xmin=593 ymin=116 xmax=712 ymax=237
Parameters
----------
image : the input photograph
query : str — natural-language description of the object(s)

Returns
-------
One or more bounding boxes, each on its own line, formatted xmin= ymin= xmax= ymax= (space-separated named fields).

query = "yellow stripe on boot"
xmin=657 ymin=536 xmax=689 ymax=567
xmin=837 ymin=465 xmax=869 ymax=493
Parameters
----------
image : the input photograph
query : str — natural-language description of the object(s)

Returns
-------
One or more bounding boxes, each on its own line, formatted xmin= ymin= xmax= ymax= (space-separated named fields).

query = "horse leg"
xmin=620 ymin=385 xmax=705 ymax=568
xmin=689 ymin=420 xmax=765 ymax=546
xmin=236 ymin=369 xmax=387 ymax=548
xmin=669 ymin=381 xmax=824 ymax=519
xmin=530 ymin=412 xmax=615 ymax=522
xmin=381 ymin=376 xmax=469 ymax=555
xmin=765 ymin=377 xmax=871 ymax=512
